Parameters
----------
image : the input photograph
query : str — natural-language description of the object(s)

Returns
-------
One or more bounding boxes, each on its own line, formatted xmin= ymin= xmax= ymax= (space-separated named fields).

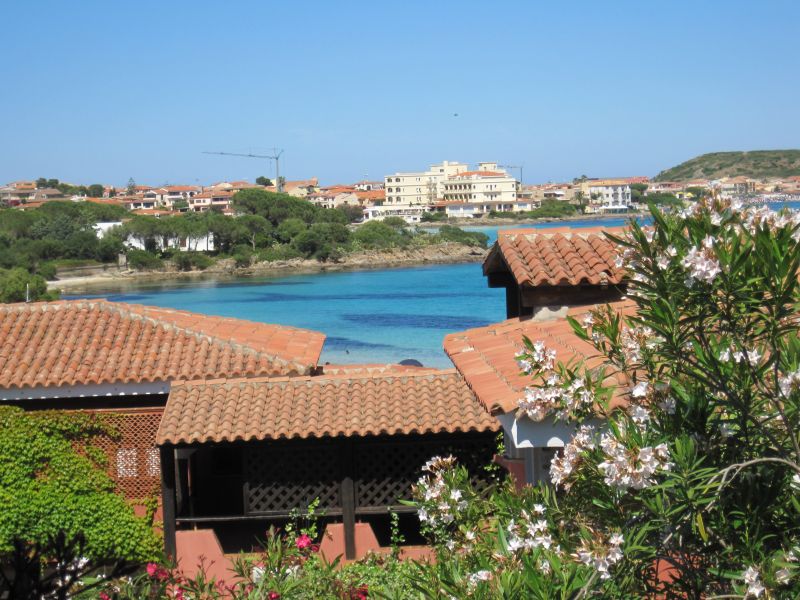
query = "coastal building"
xmin=362 ymin=204 xmax=429 ymax=223
xmin=441 ymin=164 xmax=518 ymax=205
xmin=379 ymin=161 xmax=521 ymax=222
xmin=578 ymin=179 xmax=632 ymax=213
xmin=353 ymin=180 xmax=384 ymax=191
xmin=719 ymin=176 xmax=757 ymax=197
xmin=384 ymin=160 xmax=469 ymax=206
xmin=307 ymin=189 xmax=360 ymax=209
xmin=155 ymin=185 xmax=201 ymax=209
xmin=282 ymin=178 xmax=319 ymax=197
xmin=432 ymin=199 xmax=535 ymax=218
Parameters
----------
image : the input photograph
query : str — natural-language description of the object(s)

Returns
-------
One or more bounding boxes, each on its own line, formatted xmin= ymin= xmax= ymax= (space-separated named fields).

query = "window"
xmin=145 ymin=447 xmax=160 ymax=476
xmin=116 ymin=448 xmax=138 ymax=478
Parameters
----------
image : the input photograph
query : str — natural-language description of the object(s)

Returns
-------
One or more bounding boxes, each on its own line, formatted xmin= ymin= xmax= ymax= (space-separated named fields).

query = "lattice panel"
xmin=244 ymin=442 xmax=341 ymax=515
xmin=87 ymin=410 xmax=164 ymax=501
xmin=355 ymin=436 xmax=497 ymax=509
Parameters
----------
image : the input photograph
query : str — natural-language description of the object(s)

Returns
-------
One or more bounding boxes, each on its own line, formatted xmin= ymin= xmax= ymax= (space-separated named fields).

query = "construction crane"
xmin=500 ymin=164 xmax=524 ymax=188
xmin=202 ymin=149 xmax=284 ymax=192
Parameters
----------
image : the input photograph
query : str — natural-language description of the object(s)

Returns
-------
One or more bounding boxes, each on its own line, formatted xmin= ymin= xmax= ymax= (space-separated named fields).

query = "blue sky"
xmin=1 ymin=0 xmax=798 ymax=187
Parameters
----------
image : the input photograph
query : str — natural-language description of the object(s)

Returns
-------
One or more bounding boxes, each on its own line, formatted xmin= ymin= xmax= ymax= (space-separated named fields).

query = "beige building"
xmin=441 ymin=163 xmax=518 ymax=204
xmin=384 ymin=160 xmax=469 ymax=205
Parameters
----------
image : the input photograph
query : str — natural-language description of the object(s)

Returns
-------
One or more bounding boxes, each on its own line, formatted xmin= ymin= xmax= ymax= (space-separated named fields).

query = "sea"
xmin=67 ymin=204 xmax=800 ymax=368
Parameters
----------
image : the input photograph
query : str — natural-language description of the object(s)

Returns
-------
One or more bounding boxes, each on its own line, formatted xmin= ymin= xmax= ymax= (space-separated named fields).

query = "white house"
xmin=579 ymin=179 xmax=632 ymax=213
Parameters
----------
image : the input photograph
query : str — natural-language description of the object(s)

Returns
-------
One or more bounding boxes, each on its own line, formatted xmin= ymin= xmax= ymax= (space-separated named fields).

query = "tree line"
xmin=0 ymin=189 xmax=488 ymax=302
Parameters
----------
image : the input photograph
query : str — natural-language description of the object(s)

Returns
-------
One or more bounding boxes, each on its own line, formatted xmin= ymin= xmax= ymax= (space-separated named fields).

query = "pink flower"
xmin=295 ymin=534 xmax=312 ymax=549
xmin=99 ymin=593 xmax=111 ymax=600
xmin=268 ymin=593 xmax=281 ymax=600
xmin=146 ymin=563 xmax=159 ymax=578
xmin=351 ymin=585 xmax=369 ymax=599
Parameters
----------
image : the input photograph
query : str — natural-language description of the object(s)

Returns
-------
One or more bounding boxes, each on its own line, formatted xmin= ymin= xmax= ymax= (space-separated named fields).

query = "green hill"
xmin=654 ymin=150 xmax=800 ymax=182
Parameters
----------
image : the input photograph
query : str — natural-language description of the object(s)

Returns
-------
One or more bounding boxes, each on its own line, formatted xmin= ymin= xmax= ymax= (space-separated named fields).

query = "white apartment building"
xmin=384 ymin=160 xmax=469 ymax=205
xmin=441 ymin=163 xmax=518 ymax=204
xmin=579 ymin=179 xmax=632 ymax=213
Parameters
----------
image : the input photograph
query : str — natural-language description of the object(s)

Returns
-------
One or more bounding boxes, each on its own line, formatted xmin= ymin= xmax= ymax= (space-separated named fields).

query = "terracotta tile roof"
xmin=0 ymin=300 xmax=325 ymax=392
xmin=354 ymin=190 xmax=385 ymax=201
xmin=484 ymin=227 xmax=627 ymax=288
xmin=444 ymin=302 xmax=634 ymax=414
xmin=156 ymin=368 xmax=498 ymax=445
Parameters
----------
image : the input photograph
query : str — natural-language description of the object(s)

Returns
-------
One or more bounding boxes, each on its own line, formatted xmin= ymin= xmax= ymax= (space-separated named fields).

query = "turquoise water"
xmin=72 ymin=264 xmax=506 ymax=368
xmin=69 ymin=205 xmax=799 ymax=368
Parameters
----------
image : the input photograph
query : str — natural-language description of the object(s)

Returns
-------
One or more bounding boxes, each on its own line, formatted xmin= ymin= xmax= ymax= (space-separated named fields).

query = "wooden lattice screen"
xmin=244 ymin=442 xmax=341 ymax=514
xmin=242 ymin=434 xmax=496 ymax=517
xmin=88 ymin=409 xmax=164 ymax=500
xmin=355 ymin=438 xmax=496 ymax=509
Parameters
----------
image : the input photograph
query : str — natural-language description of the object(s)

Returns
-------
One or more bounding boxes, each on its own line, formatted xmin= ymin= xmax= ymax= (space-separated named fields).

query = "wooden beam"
xmin=340 ymin=441 xmax=356 ymax=560
xmin=160 ymin=445 xmax=177 ymax=559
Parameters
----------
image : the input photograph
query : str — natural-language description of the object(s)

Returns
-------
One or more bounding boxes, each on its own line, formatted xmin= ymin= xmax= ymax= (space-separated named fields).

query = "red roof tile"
xmin=156 ymin=368 xmax=498 ymax=444
xmin=484 ymin=227 xmax=627 ymax=288
xmin=444 ymin=302 xmax=634 ymax=414
xmin=0 ymin=301 xmax=325 ymax=392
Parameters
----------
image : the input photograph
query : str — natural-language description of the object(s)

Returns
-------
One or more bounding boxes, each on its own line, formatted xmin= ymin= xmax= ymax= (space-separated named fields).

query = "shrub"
xmin=126 ymin=249 xmax=163 ymax=271
xmin=421 ymin=211 xmax=446 ymax=222
xmin=0 ymin=268 xmax=58 ymax=302
xmin=231 ymin=245 xmax=254 ymax=268
xmin=353 ymin=220 xmax=409 ymax=249
xmin=36 ymin=261 xmax=58 ymax=281
xmin=256 ymin=244 xmax=304 ymax=262
xmin=173 ymin=252 xmax=214 ymax=271
xmin=292 ymin=223 xmax=351 ymax=261
xmin=434 ymin=225 xmax=489 ymax=248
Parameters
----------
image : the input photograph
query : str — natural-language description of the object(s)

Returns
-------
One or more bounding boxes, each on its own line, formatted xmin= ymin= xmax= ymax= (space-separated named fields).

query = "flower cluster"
xmin=466 ymin=569 xmax=492 ymax=590
xmin=550 ymin=425 xmax=596 ymax=489
xmin=681 ymin=243 xmax=721 ymax=286
xmin=518 ymin=376 xmax=596 ymax=422
xmin=597 ymin=434 xmax=671 ymax=491
xmin=414 ymin=456 xmax=468 ymax=530
xmin=506 ymin=503 xmax=555 ymax=554
xmin=779 ymin=368 xmax=800 ymax=397
xmin=517 ymin=340 xmax=599 ymax=422
xmin=719 ymin=346 xmax=762 ymax=366
xmin=517 ymin=340 xmax=557 ymax=373
xmin=742 ymin=566 xmax=765 ymax=597
xmin=574 ymin=532 xmax=624 ymax=580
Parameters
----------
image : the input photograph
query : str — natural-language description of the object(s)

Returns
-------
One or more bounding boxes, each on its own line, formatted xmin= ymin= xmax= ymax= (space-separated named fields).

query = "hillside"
xmin=654 ymin=150 xmax=800 ymax=182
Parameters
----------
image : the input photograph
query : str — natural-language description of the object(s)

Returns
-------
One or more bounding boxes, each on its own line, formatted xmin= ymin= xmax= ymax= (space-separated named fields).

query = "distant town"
xmin=4 ymin=161 xmax=800 ymax=225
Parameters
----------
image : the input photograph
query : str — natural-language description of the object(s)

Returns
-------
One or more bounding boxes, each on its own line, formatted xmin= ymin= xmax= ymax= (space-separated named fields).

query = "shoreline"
xmin=52 ymin=243 xmax=488 ymax=293
xmin=51 ymin=213 xmax=645 ymax=293
xmin=421 ymin=211 xmax=646 ymax=227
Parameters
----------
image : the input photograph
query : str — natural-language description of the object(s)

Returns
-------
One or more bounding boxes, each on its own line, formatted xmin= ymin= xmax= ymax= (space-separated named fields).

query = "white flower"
xmin=658 ymin=396 xmax=676 ymax=414
xmin=682 ymin=245 xmax=721 ymax=285
xmin=743 ymin=566 xmax=765 ymax=597
xmin=631 ymin=381 xmax=649 ymax=398
xmin=775 ymin=567 xmax=791 ymax=585
xmin=468 ymin=570 xmax=492 ymax=586
xmin=779 ymin=368 xmax=800 ymax=397
xmin=251 ymin=566 xmax=265 ymax=582
xmin=582 ymin=312 xmax=594 ymax=327
xmin=629 ymin=405 xmax=651 ymax=426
